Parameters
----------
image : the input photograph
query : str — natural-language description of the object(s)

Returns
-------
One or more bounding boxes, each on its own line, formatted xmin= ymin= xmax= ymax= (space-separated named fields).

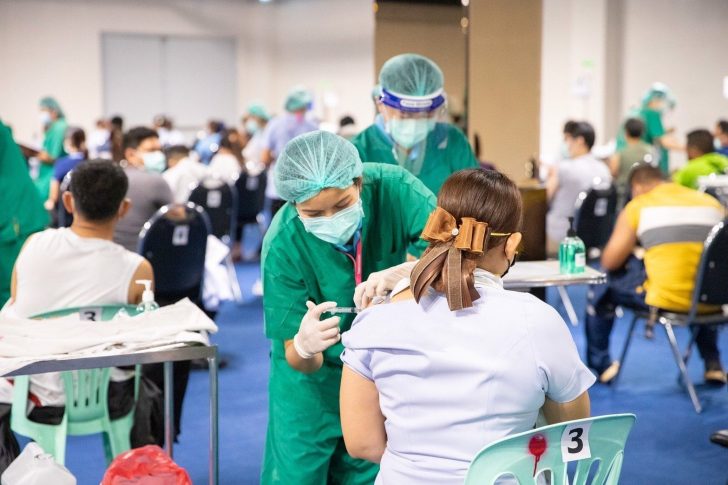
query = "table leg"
xmin=164 ymin=361 xmax=175 ymax=457
xmin=557 ymin=285 xmax=579 ymax=326
xmin=208 ymin=350 xmax=219 ymax=485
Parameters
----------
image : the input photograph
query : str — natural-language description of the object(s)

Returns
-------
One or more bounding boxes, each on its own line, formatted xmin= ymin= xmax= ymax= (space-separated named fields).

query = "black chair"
xmin=188 ymin=177 xmax=243 ymax=302
xmin=56 ymin=171 xmax=73 ymax=228
xmin=701 ymin=186 xmax=728 ymax=207
xmin=138 ymin=202 xmax=210 ymax=304
xmin=614 ymin=218 xmax=728 ymax=413
xmin=188 ymin=177 xmax=238 ymax=244
xmin=574 ymin=184 xmax=618 ymax=259
xmin=137 ymin=202 xmax=211 ymax=440
xmin=234 ymin=170 xmax=267 ymax=243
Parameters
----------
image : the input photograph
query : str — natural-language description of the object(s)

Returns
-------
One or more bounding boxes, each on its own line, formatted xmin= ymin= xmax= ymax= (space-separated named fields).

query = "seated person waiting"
xmin=340 ymin=169 xmax=594 ymax=484
xmin=672 ymin=128 xmax=728 ymax=190
xmin=0 ymin=160 xmax=153 ymax=423
xmin=585 ymin=163 xmax=725 ymax=384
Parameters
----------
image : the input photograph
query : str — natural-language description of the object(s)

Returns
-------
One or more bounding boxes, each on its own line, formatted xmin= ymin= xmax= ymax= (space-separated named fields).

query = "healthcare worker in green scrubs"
xmin=615 ymin=82 xmax=682 ymax=174
xmin=261 ymin=130 xmax=435 ymax=484
xmin=0 ymin=120 xmax=49 ymax=305
xmin=351 ymin=53 xmax=478 ymax=195
xmin=35 ymin=96 xmax=68 ymax=201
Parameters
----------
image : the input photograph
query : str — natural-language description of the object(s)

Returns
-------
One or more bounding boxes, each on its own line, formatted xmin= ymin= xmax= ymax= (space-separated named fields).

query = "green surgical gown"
xmin=351 ymin=122 xmax=478 ymax=195
xmin=0 ymin=120 xmax=49 ymax=305
xmin=260 ymin=163 xmax=436 ymax=484
xmin=616 ymin=107 xmax=668 ymax=174
xmin=34 ymin=118 xmax=68 ymax=201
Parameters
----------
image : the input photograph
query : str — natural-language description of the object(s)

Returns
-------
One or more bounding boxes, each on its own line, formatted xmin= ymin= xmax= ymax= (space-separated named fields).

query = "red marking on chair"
xmin=528 ymin=434 xmax=547 ymax=476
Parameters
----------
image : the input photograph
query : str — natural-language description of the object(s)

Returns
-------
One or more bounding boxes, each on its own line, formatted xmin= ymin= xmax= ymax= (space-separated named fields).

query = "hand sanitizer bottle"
xmin=559 ymin=217 xmax=586 ymax=274
xmin=136 ymin=279 xmax=160 ymax=313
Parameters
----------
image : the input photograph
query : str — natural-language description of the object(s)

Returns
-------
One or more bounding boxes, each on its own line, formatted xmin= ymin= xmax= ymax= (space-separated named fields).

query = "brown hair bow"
xmin=411 ymin=207 xmax=509 ymax=311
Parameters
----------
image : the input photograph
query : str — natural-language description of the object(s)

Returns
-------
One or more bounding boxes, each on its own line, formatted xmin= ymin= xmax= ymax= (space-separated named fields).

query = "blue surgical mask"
xmin=386 ymin=118 xmax=436 ymax=149
xmin=142 ymin=150 xmax=166 ymax=173
xmin=245 ymin=119 xmax=260 ymax=135
xmin=299 ymin=199 xmax=364 ymax=246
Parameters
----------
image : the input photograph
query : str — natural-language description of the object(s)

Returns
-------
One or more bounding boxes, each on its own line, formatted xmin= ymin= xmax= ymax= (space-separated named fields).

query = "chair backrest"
xmin=701 ymin=186 xmax=728 ymax=207
xmin=56 ymin=171 xmax=74 ymax=228
xmin=31 ymin=305 xmax=140 ymax=424
xmin=235 ymin=171 xmax=267 ymax=224
xmin=138 ymin=203 xmax=211 ymax=305
xmin=188 ymin=177 xmax=238 ymax=243
xmin=464 ymin=414 xmax=636 ymax=485
xmin=691 ymin=219 xmax=728 ymax=310
xmin=574 ymin=185 xmax=618 ymax=252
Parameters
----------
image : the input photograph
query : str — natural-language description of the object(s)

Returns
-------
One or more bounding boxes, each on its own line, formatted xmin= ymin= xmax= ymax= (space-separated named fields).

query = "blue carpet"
xmin=61 ymin=268 xmax=728 ymax=484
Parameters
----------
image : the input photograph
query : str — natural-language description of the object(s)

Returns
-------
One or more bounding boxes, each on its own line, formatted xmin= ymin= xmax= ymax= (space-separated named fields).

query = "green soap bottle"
xmin=559 ymin=217 xmax=586 ymax=274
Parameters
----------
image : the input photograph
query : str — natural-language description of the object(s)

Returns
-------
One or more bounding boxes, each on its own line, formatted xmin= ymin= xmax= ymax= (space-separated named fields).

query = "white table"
xmin=503 ymin=260 xmax=607 ymax=325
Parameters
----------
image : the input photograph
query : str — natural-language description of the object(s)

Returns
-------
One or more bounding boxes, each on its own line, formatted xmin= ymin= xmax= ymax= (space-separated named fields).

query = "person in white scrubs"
xmin=340 ymin=168 xmax=595 ymax=484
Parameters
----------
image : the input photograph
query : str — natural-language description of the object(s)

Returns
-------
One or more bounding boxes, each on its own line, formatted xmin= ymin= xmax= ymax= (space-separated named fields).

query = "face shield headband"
xmin=379 ymin=88 xmax=446 ymax=114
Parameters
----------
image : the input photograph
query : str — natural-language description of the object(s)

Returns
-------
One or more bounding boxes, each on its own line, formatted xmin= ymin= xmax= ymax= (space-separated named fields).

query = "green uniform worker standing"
xmin=351 ymin=53 xmax=478 ymax=195
xmin=261 ymin=131 xmax=436 ymax=484
xmin=615 ymin=83 xmax=682 ymax=175
xmin=0 ymin=120 xmax=49 ymax=305
xmin=35 ymin=97 xmax=69 ymax=201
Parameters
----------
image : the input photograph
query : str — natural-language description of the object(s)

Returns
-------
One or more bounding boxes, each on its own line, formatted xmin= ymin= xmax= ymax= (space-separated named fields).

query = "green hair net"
xmin=247 ymin=103 xmax=270 ymax=121
xmin=641 ymin=82 xmax=675 ymax=110
xmin=284 ymin=87 xmax=313 ymax=112
xmin=39 ymin=96 xmax=65 ymax=118
xmin=379 ymin=53 xmax=444 ymax=97
xmin=275 ymin=130 xmax=363 ymax=203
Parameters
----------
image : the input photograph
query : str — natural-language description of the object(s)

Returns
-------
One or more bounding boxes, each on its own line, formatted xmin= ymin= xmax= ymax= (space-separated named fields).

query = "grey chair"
xmin=613 ymin=218 xmax=728 ymax=413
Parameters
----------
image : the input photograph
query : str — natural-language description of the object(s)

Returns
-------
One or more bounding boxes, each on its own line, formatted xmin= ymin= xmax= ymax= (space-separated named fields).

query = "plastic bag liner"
xmin=101 ymin=445 xmax=191 ymax=485
xmin=0 ymin=404 xmax=20 ymax=475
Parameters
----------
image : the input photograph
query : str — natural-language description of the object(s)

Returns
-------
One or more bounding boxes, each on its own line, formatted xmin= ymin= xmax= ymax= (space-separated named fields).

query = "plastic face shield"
xmin=379 ymin=88 xmax=446 ymax=119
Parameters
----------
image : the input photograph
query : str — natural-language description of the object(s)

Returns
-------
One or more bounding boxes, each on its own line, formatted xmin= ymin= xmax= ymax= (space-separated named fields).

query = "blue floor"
xmin=62 ymin=265 xmax=728 ymax=484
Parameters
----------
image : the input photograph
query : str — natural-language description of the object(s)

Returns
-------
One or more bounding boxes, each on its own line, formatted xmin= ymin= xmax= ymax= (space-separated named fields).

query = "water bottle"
xmin=559 ymin=217 xmax=586 ymax=274
xmin=135 ymin=279 xmax=160 ymax=313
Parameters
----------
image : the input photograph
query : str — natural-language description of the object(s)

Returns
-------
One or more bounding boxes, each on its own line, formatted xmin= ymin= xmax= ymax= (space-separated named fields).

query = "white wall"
xmin=0 ymin=0 xmax=374 ymax=143
xmin=540 ymin=0 xmax=728 ymax=169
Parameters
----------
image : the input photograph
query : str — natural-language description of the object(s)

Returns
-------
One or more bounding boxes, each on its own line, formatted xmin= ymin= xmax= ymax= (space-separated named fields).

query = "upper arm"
xmin=127 ymin=259 xmax=153 ymax=304
xmin=542 ymin=392 xmax=590 ymax=424
xmin=262 ymin=241 xmax=309 ymax=340
xmin=451 ymin=127 xmax=479 ymax=169
xmin=400 ymin=173 xmax=437 ymax=256
xmin=157 ymin=178 xmax=174 ymax=206
xmin=546 ymin=166 xmax=559 ymax=200
xmin=340 ymin=365 xmax=386 ymax=463
xmin=600 ymin=211 xmax=638 ymax=271
xmin=608 ymin=154 xmax=620 ymax=177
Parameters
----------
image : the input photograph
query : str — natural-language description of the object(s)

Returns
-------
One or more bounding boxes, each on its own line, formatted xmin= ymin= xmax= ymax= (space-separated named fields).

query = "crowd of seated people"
xmin=1 ymin=63 xmax=728 ymax=482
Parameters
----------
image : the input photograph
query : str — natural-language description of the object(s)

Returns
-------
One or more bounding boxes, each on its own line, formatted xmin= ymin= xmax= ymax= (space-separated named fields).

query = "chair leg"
xmin=557 ymin=285 xmax=579 ymax=326
xmin=225 ymin=252 xmax=244 ymax=304
xmin=613 ymin=314 xmax=640 ymax=387
xmin=664 ymin=322 xmax=702 ymax=413
xmin=681 ymin=325 xmax=699 ymax=368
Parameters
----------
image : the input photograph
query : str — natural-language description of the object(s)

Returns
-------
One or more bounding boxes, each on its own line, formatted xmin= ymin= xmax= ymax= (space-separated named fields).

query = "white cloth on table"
xmin=341 ymin=270 xmax=595 ymax=485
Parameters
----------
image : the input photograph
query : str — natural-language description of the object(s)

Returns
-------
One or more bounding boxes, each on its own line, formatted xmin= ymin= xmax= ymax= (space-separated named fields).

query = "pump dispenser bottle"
xmin=559 ymin=217 xmax=586 ymax=274
xmin=136 ymin=279 xmax=160 ymax=312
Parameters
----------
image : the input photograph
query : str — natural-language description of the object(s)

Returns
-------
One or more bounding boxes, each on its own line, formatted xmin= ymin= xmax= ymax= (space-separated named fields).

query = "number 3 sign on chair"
xmin=561 ymin=422 xmax=592 ymax=462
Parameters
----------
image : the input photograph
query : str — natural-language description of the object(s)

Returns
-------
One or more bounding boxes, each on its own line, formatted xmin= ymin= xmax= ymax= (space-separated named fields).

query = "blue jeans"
xmin=584 ymin=256 xmax=721 ymax=374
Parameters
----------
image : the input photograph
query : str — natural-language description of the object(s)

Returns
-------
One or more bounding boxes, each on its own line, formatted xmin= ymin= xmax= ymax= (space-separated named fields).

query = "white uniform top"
xmin=1 ymin=228 xmax=144 ymax=406
xmin=208 ymin=153 xmax=241 ymax=182
xmin=341 ymin=270 xmax=595 ymax=485
xmin=163 ymin=157 xmax=209 ymax=203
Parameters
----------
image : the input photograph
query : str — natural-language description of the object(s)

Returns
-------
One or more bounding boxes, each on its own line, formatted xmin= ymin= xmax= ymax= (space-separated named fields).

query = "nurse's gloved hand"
xmin=293 ymin=301 xmax=341 ymax=359
xmin=354 ymin=260 xmax=418 ymax=309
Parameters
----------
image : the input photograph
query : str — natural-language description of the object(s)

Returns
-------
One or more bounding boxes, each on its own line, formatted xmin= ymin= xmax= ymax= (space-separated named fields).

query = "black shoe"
xmin=710 ymin=430 xmax=728 ymax=448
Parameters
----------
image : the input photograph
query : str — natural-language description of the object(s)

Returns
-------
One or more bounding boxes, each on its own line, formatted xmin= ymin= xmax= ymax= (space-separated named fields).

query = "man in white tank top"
xmin=0 ymin=160 xmax=153 ymax=422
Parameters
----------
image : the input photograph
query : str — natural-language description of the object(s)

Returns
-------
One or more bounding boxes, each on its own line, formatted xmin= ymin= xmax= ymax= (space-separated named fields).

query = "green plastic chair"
xmin=10 ymin=305 xmax=141 ymax=465
xmin=464 ymin=414 xmax=636 ymax=485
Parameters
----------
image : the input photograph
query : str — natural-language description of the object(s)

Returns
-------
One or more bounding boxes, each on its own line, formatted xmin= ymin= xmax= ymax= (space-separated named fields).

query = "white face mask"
xmin=386 ymin=118 xmax=436 ymax=149
xmin=39 ymin=111 xmax=52 ymax=126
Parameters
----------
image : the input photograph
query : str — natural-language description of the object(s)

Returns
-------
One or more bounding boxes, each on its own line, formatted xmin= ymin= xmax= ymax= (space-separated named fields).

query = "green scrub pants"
xmin=261 ymin=399 xmax=379 ymax=484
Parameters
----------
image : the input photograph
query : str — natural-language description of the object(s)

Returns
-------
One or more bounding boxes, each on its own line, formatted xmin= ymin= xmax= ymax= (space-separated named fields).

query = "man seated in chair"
xmin=0 ymin=160 xmax=153 ymax=424
xmin=585 ymin=163 xmax=726 ymax=385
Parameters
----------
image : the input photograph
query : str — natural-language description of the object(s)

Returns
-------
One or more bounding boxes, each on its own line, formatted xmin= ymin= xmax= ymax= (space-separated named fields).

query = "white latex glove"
xmin=354 ymin=260 xmax=418 ymax=309
xmin=293 ymin=301 xmax=341 ymax=359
